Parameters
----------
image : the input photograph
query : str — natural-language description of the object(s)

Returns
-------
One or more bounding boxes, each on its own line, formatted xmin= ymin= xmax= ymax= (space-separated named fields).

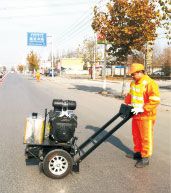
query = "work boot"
xmin=126 ymin=152 xmax=142 ymax=160
xmin=135 ymin=158 xmax=149 ymax=168
xmin=133 ymin=152 xmax=142 ymax=160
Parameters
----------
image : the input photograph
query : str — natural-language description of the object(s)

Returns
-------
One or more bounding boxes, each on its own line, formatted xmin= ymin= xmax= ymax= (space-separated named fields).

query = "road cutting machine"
xmin=24 ymin=99 xmax=133 ymax=179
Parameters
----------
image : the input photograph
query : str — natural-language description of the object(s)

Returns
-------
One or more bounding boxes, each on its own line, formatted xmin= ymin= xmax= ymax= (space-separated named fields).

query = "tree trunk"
xmin=92 ymin=65 xmax=96 ymax=80
xmin=90 ymin=65 xmax=93 ymax=79
xmin=111 ymin=66 xmax=113 ymax=76
xmin=102 ymin=44 xmax=107 ymax=90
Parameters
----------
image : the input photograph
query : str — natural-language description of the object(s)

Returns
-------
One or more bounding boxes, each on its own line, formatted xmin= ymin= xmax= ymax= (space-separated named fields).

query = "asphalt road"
xmin=0 ymin=73 xmax=170 ymax=193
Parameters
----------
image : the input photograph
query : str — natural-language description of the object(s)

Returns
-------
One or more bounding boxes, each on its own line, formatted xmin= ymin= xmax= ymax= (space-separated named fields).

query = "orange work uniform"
xmin=125 ymin=75 xmax=160 ymax=158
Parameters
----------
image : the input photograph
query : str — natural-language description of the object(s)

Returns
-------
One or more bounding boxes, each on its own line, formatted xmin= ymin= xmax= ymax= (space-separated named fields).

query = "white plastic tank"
xmin=24 ymin=113 xmax=45 ymax=144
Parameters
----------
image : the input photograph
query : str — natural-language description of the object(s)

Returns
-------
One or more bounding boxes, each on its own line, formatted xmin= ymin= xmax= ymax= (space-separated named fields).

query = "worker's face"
xmin=131 ymin=71 xmax=144 ymax=81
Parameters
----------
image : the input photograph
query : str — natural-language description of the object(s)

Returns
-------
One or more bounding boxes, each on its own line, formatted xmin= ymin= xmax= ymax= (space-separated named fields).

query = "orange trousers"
xmin=132 ymin=118 xmax=155 ymax=158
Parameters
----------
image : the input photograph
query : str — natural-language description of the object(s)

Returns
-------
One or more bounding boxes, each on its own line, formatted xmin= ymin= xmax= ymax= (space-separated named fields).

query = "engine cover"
xmin=49 ymin=111 xmax=77 ymax=143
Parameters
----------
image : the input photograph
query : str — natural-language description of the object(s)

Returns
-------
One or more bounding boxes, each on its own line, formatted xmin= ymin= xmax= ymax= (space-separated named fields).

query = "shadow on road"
xmin=85 ymin=125 xmax=133 ymax=155
xmin=69 ymin=84 xmax=121 ymax=95
xmin=159 ymin=85 xmax=171 ymax=90
xmin=69 ymin=85 xmax=106 ymax=93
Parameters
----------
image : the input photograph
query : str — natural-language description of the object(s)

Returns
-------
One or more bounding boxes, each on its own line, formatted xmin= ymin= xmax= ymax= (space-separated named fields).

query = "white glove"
xmin=131 ymin=107 xmax=144 ymax=115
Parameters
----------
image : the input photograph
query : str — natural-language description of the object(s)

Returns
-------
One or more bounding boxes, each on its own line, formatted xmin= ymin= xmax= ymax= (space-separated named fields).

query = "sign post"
xmin=27 ymin=32 xmax=47 ymax=77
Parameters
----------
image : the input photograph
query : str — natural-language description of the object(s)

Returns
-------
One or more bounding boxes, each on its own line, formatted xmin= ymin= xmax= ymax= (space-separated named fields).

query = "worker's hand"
xmin=131 ymin=107 xmax=144 ymax=115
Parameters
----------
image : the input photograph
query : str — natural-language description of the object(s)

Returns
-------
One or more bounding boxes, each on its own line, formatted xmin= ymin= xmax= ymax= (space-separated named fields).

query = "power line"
xmin=55 ymin=0 xmax=105 ymax=45
xmin=56 ymin=13 xmax=92 ymax=38
xmin=55 ymin=15 xmax=94 ymax=46
xmin=57 ymin=20 xmax=93 ymax=47
xmin=54 ymin=0 xmax=104 ymax=39
xmin=56 ymin=15 xmax=93 ymax=43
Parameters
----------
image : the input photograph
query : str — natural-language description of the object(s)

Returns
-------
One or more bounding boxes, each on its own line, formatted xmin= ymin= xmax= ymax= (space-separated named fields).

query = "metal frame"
xmin=72 ymin=104 xmax=133 ymax=172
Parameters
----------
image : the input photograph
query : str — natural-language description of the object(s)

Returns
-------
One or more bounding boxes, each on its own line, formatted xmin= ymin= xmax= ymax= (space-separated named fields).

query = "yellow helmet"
xmin=128 ymin=63 xmax=145 ymax=74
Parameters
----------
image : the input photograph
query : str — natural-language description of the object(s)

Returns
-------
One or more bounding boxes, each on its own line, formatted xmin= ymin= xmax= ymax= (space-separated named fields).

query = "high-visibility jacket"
xmin=36 ymin=72 xmax=40 ymax=77
xmin=125 ymin=75 xmax=160 ymax=120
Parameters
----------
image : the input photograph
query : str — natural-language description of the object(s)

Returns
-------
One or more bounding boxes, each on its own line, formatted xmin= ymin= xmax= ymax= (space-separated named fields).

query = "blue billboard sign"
xmin=115 ymin=66 xmax=125 ymax=68
xmin=27 ymin=32 xmax=47 ymax=46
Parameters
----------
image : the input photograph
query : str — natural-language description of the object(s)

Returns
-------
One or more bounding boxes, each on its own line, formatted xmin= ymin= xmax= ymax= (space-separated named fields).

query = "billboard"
xmin=27 ymin=32 xmax=47 ymax=46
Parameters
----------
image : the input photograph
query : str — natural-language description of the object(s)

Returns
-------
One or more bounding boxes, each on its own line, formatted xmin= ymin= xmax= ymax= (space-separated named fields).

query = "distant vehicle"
xmin=61 ymin=67 xmax=67 ymax=72
xmin=151 ymin=70 xmax=165 ymax=76
xmin=44 ymin=69 xmax=58 ymax=76
xmin=0 ymin=71 xmax=3 ymax=78
xmin=48 ymin=69 xmax=58 ymax=76
xmin=11 ymin=67 xmax=15 ymax=73
xmin=44 ymin=69 xmax=49 ymax=76
xmin=61 ymin=67 xmax=73 ymax=73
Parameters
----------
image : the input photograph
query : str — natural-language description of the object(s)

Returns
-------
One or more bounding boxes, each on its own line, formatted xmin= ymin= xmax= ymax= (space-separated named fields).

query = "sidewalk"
xmin=42 ymin=74 xmax=171 ymax=107
xmin=57 ymin=74 xmax=171 ymax=88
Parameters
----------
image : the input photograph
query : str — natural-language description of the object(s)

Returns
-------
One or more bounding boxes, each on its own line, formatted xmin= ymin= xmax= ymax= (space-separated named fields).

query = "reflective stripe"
xmin=131 ymin=77 xmax=150 ymax=108
xmin=132 ymin=87 xmax=141 ymax=92
xmin=149 ymin=96 xmax=160 ymax=101
xmin=132 ymin=96 xmax=144 ymax=101
xmin=132 ymin=103 xmax=144 ymax=108
xmin=142 ymin=80 xmax=148 ymax=85
xmin=148 ymin=120 xmax=153 ymax=156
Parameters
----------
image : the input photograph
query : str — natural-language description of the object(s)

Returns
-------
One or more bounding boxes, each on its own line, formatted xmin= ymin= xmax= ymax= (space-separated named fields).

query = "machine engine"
xmin=48 ymin=99 xmax=77 ymax=143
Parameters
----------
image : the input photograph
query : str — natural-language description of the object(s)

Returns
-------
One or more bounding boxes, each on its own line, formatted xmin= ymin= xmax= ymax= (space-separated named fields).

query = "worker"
xmin=124 ymin=63 xmax=160 ymax=168
xmin=35 ymin=70 xmax=41 ymax=81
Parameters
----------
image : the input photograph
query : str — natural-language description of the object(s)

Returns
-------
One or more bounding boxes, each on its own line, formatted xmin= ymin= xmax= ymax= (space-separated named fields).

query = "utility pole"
xmin=144 ymin=43 xmax=147 ymax=72
xmin=96 ymin=31 xmax=107 ymax=90
xmin=146 ymin=41 xmax=153 ymax=74
xmin=51 ymin=35 xmax=54 ymax=78
xmin=102 ymin=43 xmax=107 ymax=90
xmin=93 ymin=33 xmax=96 ymax=80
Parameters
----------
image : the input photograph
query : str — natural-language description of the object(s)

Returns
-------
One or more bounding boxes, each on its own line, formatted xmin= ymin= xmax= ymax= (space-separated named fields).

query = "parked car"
xmin=44 ymin=69 xmax=58 ymax=76
xmin=48 ymin=69 xmax=58 ymax=76
xmin=61 ymin=67 xmax=74 ymax=74
xmin=44 ymin=69 xmax=49 ymax=76
xmin=151 ymin=70 xmax=165 ymax=76
xmin=61 ymin=67 xmax=66 ymax=72
xmin=61 ymin=67 xmax=70 ymax=72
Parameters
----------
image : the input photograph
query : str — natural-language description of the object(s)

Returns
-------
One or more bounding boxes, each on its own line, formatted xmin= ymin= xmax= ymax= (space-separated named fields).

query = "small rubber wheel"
xmin=43 ymin=149 xmax=72 ymax=179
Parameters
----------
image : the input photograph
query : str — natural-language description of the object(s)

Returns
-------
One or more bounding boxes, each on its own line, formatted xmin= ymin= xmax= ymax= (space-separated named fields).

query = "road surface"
xmin=0 ymin=73 xmax=170 ymax=193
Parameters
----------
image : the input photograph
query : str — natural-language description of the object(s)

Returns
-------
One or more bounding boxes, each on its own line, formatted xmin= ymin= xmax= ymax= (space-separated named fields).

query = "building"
xmin=59 ymin=58 xmax=84 ymax=70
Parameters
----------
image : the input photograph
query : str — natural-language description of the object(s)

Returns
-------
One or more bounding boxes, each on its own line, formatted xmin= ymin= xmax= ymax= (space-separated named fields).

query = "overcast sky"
xmin=0 ymin=0 xmax=168 ymax=68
